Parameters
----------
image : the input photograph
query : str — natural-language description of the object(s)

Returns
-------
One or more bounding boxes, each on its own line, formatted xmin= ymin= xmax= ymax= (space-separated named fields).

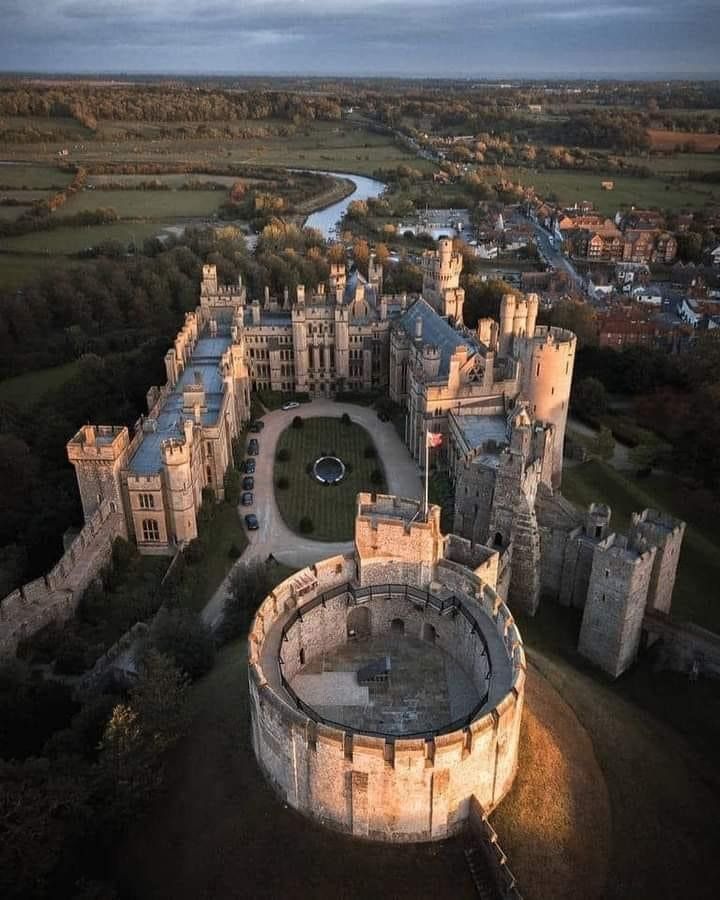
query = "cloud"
xmin=0 ymin=0 xmax=717 ymax=76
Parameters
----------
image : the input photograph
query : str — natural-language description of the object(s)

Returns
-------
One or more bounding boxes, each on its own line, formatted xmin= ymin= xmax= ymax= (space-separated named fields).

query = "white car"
xmin=282 ymin=401 xmax=300 ymax=410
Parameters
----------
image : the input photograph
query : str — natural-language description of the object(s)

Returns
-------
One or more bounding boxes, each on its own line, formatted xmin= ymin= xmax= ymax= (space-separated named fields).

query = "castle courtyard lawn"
xmin=562 ymin=459 xmax=720 ymax=633
xmin=274 ymin=417 xmax=387 ymax=540
xmin=183 ymin=502 xmax=249 ymax=613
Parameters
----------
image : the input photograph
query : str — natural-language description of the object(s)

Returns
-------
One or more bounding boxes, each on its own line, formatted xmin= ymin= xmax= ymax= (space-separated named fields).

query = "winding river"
xmin=303 ymin=171 xmax=386 ymax=240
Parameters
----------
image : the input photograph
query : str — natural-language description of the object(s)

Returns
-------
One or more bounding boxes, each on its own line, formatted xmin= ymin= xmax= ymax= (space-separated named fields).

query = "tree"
xmin=97 ymin=651 xmax=189 ymax=820
xmin=221 ymin=560 xmax=276 ymax=641
xmin=572 ymin=376 xmax=608 ymax=420
xmin=594 ymin=426 xmax=615 ymax=461
xmin=223 ymin=467 xmax=241 ymax=505
xmin=148 ymin=608 xmax=215 ymax=681
xmin=544 ymin=300 xmax=598 ymax=348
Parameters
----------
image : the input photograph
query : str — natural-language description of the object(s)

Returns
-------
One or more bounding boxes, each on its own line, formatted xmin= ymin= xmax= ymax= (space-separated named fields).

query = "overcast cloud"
xmin=0 ymin=0 xmax=717 ymax=77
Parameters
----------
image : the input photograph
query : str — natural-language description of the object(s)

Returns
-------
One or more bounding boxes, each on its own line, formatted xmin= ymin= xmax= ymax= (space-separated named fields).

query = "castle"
xmin=249 ymin=493 xmax=525 ymax=840
xmin=0 ymin=238 xmax=691 ymax=679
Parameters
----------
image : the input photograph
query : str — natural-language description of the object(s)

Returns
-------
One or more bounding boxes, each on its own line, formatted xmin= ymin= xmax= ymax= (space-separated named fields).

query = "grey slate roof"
xmin=398 ymin=299 xmax=478 ymax=375
xmin=128 ymin=333 xmax=231 ymax=476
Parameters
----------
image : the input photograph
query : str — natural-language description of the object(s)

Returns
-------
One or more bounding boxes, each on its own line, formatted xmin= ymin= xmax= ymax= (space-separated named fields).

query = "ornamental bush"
xmin=299 ymin=516 xmax=314 ymax=534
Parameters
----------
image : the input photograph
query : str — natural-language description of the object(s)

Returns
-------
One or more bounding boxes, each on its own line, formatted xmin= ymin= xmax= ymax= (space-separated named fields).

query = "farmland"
xmin=59 ymin=188 xmax=225 ymax=219
xmin=507 ymin=166 xmax=720 ymax=214
xmin=647 ymin=129 xmax=720 ymax=152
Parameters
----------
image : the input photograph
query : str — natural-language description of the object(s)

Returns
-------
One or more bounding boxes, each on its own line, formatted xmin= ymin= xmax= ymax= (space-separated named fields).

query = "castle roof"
xmin=127 ymin=333 xmax=230 ymax=476
xmin=399 ymin=299 xmax=477 ymax=376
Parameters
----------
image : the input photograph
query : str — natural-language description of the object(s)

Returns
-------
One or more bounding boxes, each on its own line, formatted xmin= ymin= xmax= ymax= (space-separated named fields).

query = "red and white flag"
xmin=426 ymin=431 xmax=443 ymax=448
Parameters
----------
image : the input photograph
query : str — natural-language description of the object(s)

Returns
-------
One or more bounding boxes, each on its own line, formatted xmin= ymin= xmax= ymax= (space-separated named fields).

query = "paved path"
xmin=202 ymin=401 xmax=423 ymax=628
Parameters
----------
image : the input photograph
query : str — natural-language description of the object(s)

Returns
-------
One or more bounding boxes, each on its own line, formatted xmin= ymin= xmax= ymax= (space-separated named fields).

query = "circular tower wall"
xmin=248 ymin=554 xmax=525 ymax=842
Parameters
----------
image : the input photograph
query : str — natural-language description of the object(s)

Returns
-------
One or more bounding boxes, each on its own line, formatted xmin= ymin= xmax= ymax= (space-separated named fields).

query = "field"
xmin=59 ymin=187 xmax=225 ymax=218
xmin=85 ymin=173 xmax=257 ymax=188
xmin=0 ymin=359 xmax=82 ymax=406
xmin=648 ymin=129 xmax=720 ymax=152
xmin=274 ymin=417 xmax=387 ymax=540
xmin=0 ymin=221 xmax=165 ymax=254
xmin=508 ymin=166 xmax=720 ymax=214
xmin=0 ymin=163 xmax=72 ymax=189
xmin=562 ymin=459 xmax=720 ymax=633
xmin=625 ymin=151 xmax=720 ymax=175
xmin=0 ymin=121 xmax=428 ymax=178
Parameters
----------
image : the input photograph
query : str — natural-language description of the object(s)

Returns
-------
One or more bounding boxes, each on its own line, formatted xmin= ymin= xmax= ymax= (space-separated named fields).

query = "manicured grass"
xmin=508 ymin=166 xmax=720 ymax=213
xmin=0 ymin=359 xmax=82 ymax=407
xmin=562 ymin=459 xmax=720 ymax=632
xmin=274 ymin=417 xmax=387 ymax=540
xmin=0 ymin=221 xmax=163 ymax=254
xmin=59 ymin=188 xmax=225 ymax=219
xmin=185 ymin=502 xmax=249 ymax=612
xmin=0 ymin=164 xmax=72 ymax=189
xmin=116 ymin=637 xmax=478 ymax=900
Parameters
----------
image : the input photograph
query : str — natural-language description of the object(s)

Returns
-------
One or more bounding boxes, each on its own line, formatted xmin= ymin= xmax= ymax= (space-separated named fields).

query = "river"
xmin=303 ymin=171 xmax=386 ymax=240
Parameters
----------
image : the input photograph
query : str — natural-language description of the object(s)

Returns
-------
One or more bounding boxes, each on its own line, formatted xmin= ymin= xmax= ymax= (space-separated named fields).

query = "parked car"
xmin=244 ymin=514 xmax=259 ymax=531
xmin=242 ymin=476 xmax=254 ymax=491
xmin=241 ymin=491 xmax=254 ymax=506
xmin=243 ymin=459 xmax=256 ymax=474
xmin=282 ymin=401 xmax=300 ymax=410
xmin=247 ymin=438 xmax=259 ymax=455
xmin=249 ymin=420 xmax=265 ymax=433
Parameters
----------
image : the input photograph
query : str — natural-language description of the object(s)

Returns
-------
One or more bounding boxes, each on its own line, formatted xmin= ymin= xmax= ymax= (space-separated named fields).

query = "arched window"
xmin=421 ymin=623 xmax=437 ymax=644
xmin=347 ymin=605 xmax=371 ymax=640
xmin=142 ymin=519 xmax=160 ymax=542
xmin=494 ymin=532 xmax=503 ymax=547
xmin=390 ymin=618 xmax=405 ymax=636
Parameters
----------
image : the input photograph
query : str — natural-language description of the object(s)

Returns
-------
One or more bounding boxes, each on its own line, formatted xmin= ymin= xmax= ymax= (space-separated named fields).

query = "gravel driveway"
xmin=202 ymin=400 xmax=423 ymax=627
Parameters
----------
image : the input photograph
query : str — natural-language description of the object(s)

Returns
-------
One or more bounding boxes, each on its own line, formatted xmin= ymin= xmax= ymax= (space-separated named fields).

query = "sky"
xmin=0 ymin=0 xmax=718 ymax=79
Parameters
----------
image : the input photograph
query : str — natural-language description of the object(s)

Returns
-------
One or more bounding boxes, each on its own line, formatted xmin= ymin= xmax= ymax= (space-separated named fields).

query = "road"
xmin=202 ymin=400 xmax=423 ymax=628
xmin=521 ymin=213 xmax=586 ymax=292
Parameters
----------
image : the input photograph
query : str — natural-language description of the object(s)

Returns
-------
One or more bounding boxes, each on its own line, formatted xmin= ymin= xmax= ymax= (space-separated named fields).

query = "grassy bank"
xmin=562 ymin=459 xmax=720 ymax=632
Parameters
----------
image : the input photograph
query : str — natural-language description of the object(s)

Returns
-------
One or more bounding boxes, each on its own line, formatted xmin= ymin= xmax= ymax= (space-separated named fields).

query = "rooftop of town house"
xmin=127 ymin=329 xmax=231 ymax=476
xmin=398 ymin=299 xmax=478 ymax=376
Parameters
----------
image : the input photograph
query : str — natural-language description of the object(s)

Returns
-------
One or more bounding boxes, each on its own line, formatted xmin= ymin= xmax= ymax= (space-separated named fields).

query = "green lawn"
xmin=562 ymin=459 xmax=720 ymax=632
xmin=274 ymin=417 xmax=387 ymax=540
xmin=508 ymin=166 xmax=720 ymax=213
xmin=624 ymin=152 xmax=720 ymax=175
xmin=60 ymin=188 xmax=226 ymax=219
xmin=0 ymin=221 xmax=163 ymax=254
xmin=0 ymin=359 xmax=82 ymax=407
xmin=0 ymin=164 xmax=72 ymax=189
xmin=184 ymin=502 xmax=249 ymax=612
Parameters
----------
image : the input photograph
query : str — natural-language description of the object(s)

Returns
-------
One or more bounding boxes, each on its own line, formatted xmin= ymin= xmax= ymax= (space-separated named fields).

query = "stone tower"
xmin=160 ymin=423 xmax=198 ymax=547
xmin=629 ymin=509 xmax=686 ymax=615
xmin=421 ymin=238 xmax=465 ymax=325
xmin=291 ymin=302 xmax=309 ymax=392
xmin=518 ymin=324 xmax=576 ymax=488
xmin=578 ymin=534 xmax=657 ymax=677
xmin=66 ymin=425 xmax=131 ymax=523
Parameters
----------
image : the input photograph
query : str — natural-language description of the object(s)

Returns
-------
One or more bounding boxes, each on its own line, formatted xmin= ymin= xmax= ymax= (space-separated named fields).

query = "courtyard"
xmin=273 ymin=415 xmax=387 ymax=540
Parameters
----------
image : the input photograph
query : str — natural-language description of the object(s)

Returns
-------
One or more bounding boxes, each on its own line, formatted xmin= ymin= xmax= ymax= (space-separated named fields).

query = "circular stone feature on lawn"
xmin=313 ymin=455 xmax=346 ymax=485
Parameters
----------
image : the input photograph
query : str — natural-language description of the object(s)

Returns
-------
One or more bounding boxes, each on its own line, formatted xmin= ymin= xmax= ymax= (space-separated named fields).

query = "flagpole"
xmin=424 ymin=425 xmax=429 ymax=520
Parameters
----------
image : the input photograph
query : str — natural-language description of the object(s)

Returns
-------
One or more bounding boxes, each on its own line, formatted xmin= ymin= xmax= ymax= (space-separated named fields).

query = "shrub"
xmin=184 ymin=537 xmax=207 ymax=565
xmin=341 ymin=412 xmax=351 ymax=426
xmin=54 ymin=633 xmax=94 ymax=676
xmin=292 ymin=416 xmax=304 ymax=429
xmin=276 ymin=475 xmax=289 ymax=490
xmin=276 ymin=447 xmax=291 ymax=462
xmin=223 ymin=467 xmax=242 ymax=505
xmin=299 ymin=516 xmax=314 ymax=534
xmin=363 ymin=444 xmax=377 ymax=459
xmin=370 ymin=468 xmax=384 ymax=485
xmin=344 ymin=461 xmax=353 ymax=474
xmin=227 ymin=543 xmax=243 ymax=559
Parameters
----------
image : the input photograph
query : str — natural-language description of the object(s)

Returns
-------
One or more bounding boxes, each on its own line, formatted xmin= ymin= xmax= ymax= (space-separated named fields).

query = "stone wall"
xmin=643 ymin=613 xmax=720 ymax=680
xmin=248 ymin=552 xmax=525 ymax=842
xmin=0 ymin=500 xmax=124 ymax=657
